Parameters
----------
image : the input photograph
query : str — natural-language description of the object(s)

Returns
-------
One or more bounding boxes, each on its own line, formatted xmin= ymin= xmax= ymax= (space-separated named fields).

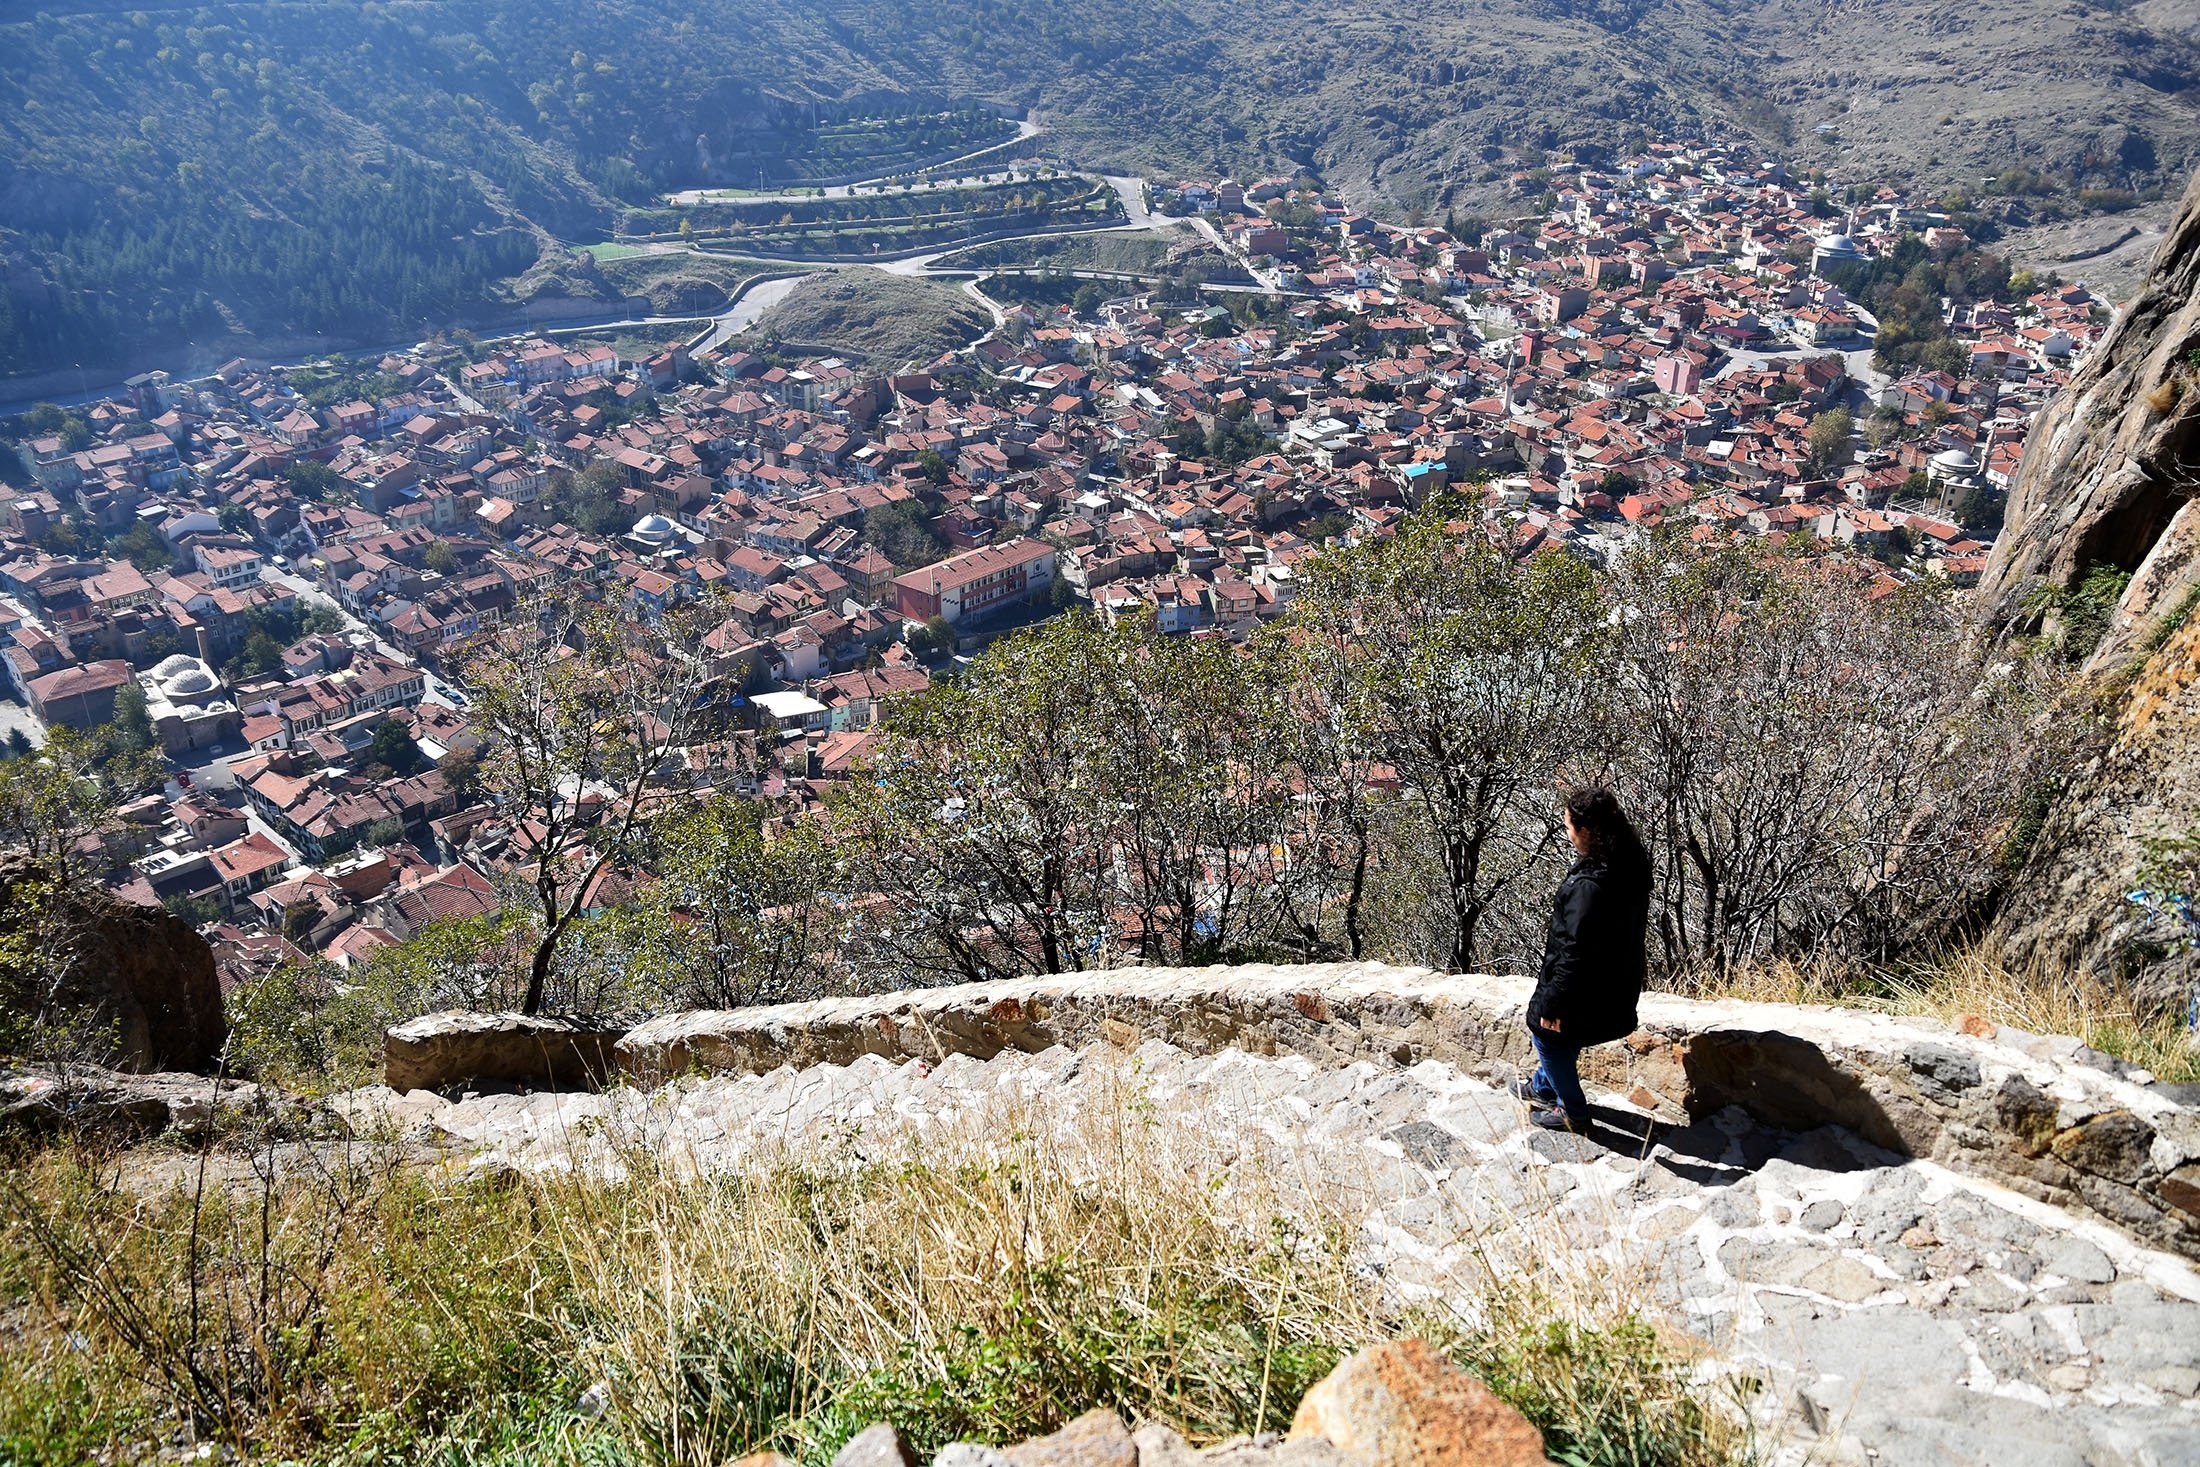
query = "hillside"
xmin=4 ymin=0 xmax=2198 ymax=379
xmin=735 ymin=271 xmax=990 ymax=366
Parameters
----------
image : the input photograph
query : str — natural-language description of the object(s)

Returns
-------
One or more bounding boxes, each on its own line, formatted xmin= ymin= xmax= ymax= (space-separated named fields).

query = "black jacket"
xmin=1527 ymin=853 xmax=1651 ymax=1047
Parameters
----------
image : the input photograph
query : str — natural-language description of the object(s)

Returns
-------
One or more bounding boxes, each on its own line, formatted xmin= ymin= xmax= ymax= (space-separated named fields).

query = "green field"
xmin=580 ymin=241 xmax=656 ymax=262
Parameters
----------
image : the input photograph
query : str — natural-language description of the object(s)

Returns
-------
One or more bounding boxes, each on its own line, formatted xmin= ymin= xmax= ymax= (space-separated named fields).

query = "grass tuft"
xmin=1695 ymin=948 xmax=2200 ymax=1083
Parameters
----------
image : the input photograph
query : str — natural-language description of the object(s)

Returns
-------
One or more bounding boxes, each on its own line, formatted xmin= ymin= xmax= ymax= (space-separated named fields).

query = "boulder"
xmin=0 ymin=1065 xmax=270 ymax=1139
xmin=1288 ymin=1338 xmax=1547 ymax=1467
xmin=1003 ymin=1410 xmax=1135 ymax=1467
xmin=834 ymin=1425 xmax=916 ymax=1467
xmin=0 ymin=855 xmax=224 ymax=1072
xmin=384 ymin=1011 xmax=626 ymax=1094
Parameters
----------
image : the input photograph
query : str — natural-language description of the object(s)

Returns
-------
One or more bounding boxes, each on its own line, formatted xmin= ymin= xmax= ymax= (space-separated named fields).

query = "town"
xmin=0 ymin=134 xmax=2108 ymax=989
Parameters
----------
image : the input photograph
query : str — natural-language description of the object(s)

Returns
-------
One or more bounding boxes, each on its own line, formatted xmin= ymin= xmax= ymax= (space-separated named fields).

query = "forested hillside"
xmin=3 ymin=0 xmax=2196 ymax=378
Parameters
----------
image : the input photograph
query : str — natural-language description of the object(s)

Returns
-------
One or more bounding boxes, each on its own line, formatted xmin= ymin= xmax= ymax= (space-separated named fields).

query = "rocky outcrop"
xmin=383 ymin=1010 xmax=625 ymax=1094
xmin=608 ymin=963 xmax=2200 ymax=1261
xmin=0 ymin=856 xmax=224 ymax=1073
xmin=1975 ymin=164 xmax=2200 ymax=983
xmin=0 ymin=1065 xmax=277 ymax=1139
xmin=1976 ymin=163 xmax=2200 ymax=658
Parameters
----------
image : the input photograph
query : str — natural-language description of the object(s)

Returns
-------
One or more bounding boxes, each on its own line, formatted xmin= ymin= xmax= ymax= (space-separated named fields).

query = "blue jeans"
xmin=1529 ymin=1028 xmax=1590 ymax=1117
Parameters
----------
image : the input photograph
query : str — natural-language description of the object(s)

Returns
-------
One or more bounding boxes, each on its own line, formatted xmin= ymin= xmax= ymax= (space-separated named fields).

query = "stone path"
xmin=361 ymin=1041 xmax=2200 ymax=1467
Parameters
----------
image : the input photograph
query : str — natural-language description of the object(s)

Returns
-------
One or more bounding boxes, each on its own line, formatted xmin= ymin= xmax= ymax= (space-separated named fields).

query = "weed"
xmin=1700 ymin=948 xmax=2199 ymax=1083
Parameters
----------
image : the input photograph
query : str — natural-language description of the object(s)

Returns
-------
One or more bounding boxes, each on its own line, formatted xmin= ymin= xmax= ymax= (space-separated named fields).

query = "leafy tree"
xmin=364 ymin=817 xmax=409 ymax=850
xmin=423 ymin=540 xmax=459 ymax=574
xmin=112 ymin=522 xmax=173 ymax=572
xmin=640 ymin=799 xmax=832 ymax=1008
xmin=1805 ymin=408 xmax=1854 ymax=474
xmin=285 ymin=460 xmax=343 ymax=501
xmin=867 ymin=499 xmax=945 ymax=570
xmin=548 ymin=460 xmax=637 ymax=537
xmin=217 ymin=502 xmax=253 ymax=535
xmin=906 ymin=613 xmax=954 ymax=657
xmin=110 ymin=680 xmax=156 ymax=756
xmin=161 ymin=894 xmax=222 ymax=928
xmin=226 ymin=629 xmax=286 ymax=681
xmin=0 ymin=725 xmax=157 ymax=882
xmin=1287 ymin=510 xmax=1611 ymax=971
xmin=835 ymin=614 xmax=1102 ymax=983
xmin=368 ymin=717 xmax=426 ymax=777
xmin=438 ymin=746 xmax=485 ymax=806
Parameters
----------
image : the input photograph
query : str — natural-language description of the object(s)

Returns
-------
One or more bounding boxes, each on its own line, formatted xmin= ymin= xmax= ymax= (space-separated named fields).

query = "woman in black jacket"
xmin=1514 ymin=786 xmax=1653 ymax=1132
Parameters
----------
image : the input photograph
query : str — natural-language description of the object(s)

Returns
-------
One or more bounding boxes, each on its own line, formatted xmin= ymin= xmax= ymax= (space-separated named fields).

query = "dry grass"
xmin=1692 ymin=948 xmax=2200 ymax=1084
xmin=0 ymin=1056 xmax=1757 ymax=1467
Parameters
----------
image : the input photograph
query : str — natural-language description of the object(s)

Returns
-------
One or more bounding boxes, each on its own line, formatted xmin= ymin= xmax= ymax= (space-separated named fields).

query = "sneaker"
xmin=1508 ymin=1076 xmax=1559 ymax=1107
xmin=1530 ymin=1107 xmax=1587 ymax=1133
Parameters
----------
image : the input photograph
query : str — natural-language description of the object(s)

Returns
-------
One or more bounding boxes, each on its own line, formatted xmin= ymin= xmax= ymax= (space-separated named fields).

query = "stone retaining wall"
xmin=385 ymin=1011 xmax=624 ymax=1094
xmin=386 ymin=962 xmax=2200 ymax=1260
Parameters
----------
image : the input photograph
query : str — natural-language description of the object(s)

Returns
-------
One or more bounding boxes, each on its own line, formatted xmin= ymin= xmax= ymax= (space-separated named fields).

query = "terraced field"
xmin=623 ymin=175 xmax=1123 ymax=259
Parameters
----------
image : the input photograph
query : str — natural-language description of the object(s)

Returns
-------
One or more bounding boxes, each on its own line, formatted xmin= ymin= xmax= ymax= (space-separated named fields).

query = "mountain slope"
xmin=3 ymin=0 xmax=2197 ymax=379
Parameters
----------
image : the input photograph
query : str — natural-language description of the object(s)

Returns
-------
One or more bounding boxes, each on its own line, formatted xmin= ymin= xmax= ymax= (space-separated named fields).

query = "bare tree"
xmin=455 ymin=598 xmax=734 ymax=1015
xmin=1287 ymin=512 xmax=1612 ymax=972
xmin=645 ymin=797 xmax=839 ymax=1008
xmin=1604 ymin=536 xmax=2049 ymax=976
xmin=832 ymin=613 xmax=1119 ymax=985
xmin=1259 ymin=623 xmax=1395 ymax=961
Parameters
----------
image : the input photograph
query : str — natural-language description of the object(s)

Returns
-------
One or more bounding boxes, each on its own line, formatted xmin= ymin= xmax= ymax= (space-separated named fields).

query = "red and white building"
xmin=893 ymin=538 xmax=1057 ymax=625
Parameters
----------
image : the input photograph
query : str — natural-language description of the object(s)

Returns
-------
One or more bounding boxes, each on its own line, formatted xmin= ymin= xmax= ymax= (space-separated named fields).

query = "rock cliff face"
xmin=0 ymin=857 xmax=225 ymax=1073
xmin=1978 ymin=165 xmax=2200 ymax=983
xmin=1977 ymin=166 xmax=2200 ymax=651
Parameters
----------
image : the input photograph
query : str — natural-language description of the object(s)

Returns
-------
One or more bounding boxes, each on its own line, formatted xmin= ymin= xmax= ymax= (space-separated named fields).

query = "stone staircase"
xmin=359 ymin=982 xmax=2200 ymax=1466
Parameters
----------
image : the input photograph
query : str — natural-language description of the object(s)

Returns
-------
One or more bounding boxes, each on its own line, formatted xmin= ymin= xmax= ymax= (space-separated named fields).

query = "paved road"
xmin=664 ymin=119 xmax=1044 ymax=206
xmin=1711 ymin=314 xmax=1889 ymax=417
xmin=0 ymin=699 xmax=45 ymax=751
xmin=693 ymin=275 xmax=809 ymax=354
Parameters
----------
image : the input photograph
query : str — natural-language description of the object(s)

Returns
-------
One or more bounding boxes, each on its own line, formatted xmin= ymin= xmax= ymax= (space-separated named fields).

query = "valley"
xmin=4 ymin=0 xmax=2197 ymax=380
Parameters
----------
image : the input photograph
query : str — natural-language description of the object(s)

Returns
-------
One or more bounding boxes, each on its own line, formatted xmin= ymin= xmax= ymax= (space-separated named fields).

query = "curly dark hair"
xmin=1565 ymin=785 xmax=1650 ymax=873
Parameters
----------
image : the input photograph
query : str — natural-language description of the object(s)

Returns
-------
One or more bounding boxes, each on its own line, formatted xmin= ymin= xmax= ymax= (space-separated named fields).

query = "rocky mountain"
xmin=1978 ymin=161 xmax=2200 ymax=997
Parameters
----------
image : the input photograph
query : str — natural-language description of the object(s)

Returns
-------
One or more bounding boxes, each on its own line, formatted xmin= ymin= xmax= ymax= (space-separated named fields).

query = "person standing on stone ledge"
xmin=1513 ymin=785 xmax=1653 ymax=1133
